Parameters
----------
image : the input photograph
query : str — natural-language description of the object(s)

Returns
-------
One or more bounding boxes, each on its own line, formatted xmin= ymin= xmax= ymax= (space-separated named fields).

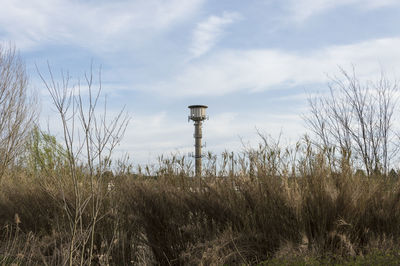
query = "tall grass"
xmin=1 ymin=136 xmax=400 ymax=265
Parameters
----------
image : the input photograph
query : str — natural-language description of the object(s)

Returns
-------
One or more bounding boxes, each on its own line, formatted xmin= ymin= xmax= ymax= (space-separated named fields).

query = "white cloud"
xmin=118 ymin=111 xmax=193 ymax=164
xmin=0 ymin=0 xmax=204 ymax=51
xmin=285 ymin=0 xmax=400 ymax=22
xmin=190 ymin=11 xmax=241 ymax=58
xmin=147 ymin=37 xmax=400 ymax=97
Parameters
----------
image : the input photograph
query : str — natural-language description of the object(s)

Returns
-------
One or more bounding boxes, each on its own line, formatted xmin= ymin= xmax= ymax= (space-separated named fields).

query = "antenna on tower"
xmin=188 ymin=105 xmax=208 ymax=177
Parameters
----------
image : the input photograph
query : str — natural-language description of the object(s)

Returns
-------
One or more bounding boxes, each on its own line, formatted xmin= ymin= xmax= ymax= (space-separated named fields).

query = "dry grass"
xmin=1 ymin=139 xmax=400 ymax=265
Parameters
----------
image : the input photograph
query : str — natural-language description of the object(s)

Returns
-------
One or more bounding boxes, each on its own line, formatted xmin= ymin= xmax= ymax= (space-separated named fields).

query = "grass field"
xmin=1 ymin=138 xmax=400 ymax=265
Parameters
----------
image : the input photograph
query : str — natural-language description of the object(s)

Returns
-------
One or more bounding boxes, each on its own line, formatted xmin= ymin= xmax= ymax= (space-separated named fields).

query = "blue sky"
xmin=1 ymin=0 xmax=400 ymax=165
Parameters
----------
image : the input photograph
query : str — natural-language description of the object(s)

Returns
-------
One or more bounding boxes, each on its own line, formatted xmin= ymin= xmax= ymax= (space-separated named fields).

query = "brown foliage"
xmin=2 ymin=142 xmax=400 ymax=264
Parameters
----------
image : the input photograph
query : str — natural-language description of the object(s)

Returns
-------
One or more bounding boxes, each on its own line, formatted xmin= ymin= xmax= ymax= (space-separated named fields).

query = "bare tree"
xmin=0 ymin=45 xmax=37 ymax=181
xmin=305 ymin=67 xmax=399 ymax=176
xmin=38 ymin=63 xmax=130 ymax=265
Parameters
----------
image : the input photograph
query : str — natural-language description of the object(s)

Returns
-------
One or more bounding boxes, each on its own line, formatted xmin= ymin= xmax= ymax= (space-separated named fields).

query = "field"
xmin=1 ymin=139 xmax=400 ymax=265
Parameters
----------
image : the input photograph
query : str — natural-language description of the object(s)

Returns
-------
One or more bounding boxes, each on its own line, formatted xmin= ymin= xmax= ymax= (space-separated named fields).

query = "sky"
xmin=1 ymin=0 xmax=400 ymax=166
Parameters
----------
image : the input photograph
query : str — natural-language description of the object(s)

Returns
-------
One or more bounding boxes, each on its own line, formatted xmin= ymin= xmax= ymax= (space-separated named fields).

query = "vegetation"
xmin=1 ymin=45 xmax=400 ymax=265
xmin=0 ymin=45 xmax=37 ymax=181
xmin=3 ymin=141 xmax=400 ymax=265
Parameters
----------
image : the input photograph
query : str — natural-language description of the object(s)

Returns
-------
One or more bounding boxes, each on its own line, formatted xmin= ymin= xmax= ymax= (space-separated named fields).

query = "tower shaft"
xmin=188 ymin=104 xmax=208 ymax=177
xmin=194 ymin=121 xmax=202 ymax=176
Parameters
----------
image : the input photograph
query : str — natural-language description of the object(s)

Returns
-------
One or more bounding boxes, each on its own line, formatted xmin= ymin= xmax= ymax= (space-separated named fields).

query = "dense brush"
xmin=1 ymin=139 xmax=400 ymax=265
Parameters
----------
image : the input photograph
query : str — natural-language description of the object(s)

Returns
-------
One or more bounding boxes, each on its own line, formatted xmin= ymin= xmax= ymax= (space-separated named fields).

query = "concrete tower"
xmin=188 ymin=105 xmax=208 ymax=177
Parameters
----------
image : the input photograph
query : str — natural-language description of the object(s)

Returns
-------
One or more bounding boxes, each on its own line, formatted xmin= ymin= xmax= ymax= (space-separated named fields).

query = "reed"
xmin=1 ymin=136 xmax=400 ymax=265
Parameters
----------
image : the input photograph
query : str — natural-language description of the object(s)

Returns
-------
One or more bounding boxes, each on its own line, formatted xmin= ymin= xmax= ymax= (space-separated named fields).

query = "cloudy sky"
xmin=1 ymin=0 xmax=400 ymax=165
